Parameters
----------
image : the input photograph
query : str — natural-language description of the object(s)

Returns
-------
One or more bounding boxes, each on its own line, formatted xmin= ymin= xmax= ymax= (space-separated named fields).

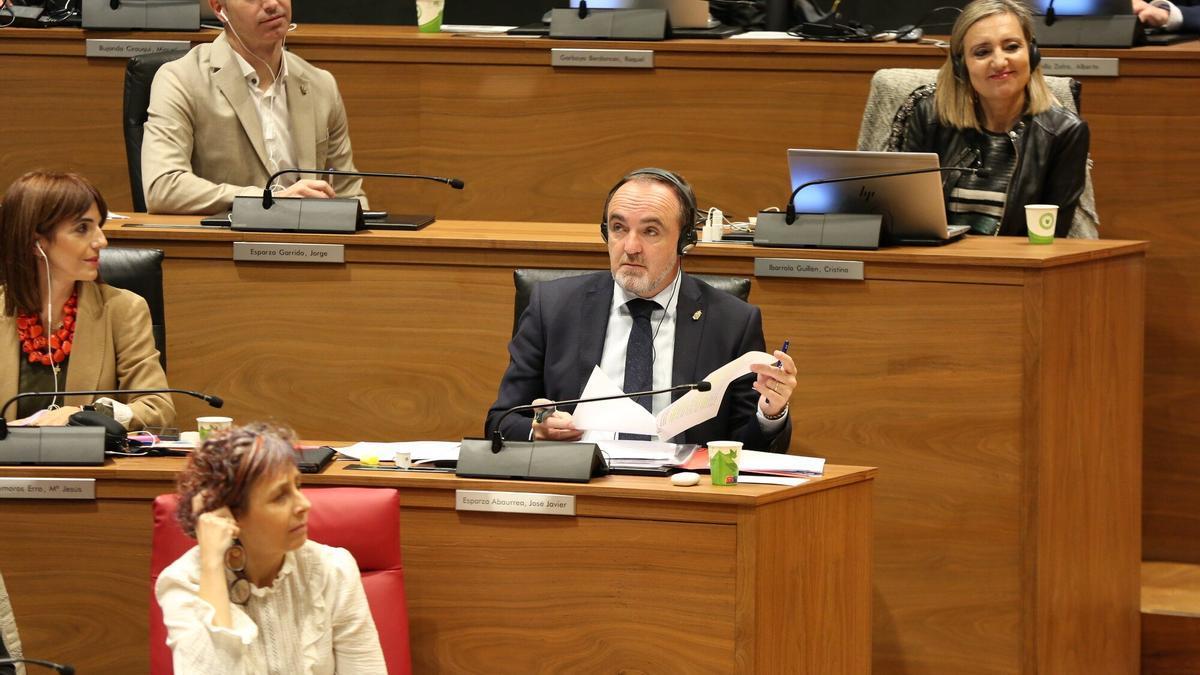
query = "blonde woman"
xmin=897 ymin=0 xmax=1090 ymax=237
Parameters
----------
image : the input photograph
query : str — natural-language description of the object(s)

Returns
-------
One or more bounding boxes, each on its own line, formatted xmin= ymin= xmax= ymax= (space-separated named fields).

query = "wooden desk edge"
xmin=0 ymin=456 xmax=876 ymax=507
xmin=104 ymin=218 xmax=1149 ymax=270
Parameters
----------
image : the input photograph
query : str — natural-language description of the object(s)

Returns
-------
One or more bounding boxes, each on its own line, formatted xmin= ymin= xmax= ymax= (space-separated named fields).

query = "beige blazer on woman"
xmin=1 ymin=282 xmax=175 ymax=430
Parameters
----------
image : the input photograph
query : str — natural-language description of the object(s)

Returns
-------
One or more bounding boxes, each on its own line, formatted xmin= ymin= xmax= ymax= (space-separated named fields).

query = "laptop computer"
xmin=785 ymin=149 xmax=969 ymax=245
xmin=782 ymin=147 xmax=969 ymax=243
xmin=510 ymin=0 xmax=741 ymax=38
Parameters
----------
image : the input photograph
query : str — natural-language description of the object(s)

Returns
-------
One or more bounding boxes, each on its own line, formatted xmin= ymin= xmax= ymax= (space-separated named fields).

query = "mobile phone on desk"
xmin=363 ymin=210 xmax=389 ymax=221
xmin=200 ymin=211 xmax=232 ymax=227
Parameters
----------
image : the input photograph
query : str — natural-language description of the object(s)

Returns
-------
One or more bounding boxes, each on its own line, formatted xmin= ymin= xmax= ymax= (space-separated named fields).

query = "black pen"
xmin=767 ymin=339 xmax=790 ymax=408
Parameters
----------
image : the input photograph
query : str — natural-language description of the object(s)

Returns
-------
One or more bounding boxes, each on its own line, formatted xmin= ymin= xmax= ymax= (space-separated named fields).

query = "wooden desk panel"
xmin=90 ymin=220 xmax=1144 ymax=674
xmin=0 ymin=459 xmax=874 ymax=674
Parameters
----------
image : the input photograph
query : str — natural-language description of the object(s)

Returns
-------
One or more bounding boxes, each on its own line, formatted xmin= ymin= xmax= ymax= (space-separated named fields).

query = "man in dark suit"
xmin=485 ymin=169 xmax=795 ymax=452
xmin=1133 ymin=0 xmax=1200 ymax=32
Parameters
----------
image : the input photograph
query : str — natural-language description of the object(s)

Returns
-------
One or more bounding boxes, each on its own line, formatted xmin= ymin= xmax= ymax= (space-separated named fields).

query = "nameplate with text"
xmin=0 ymin=478 xmax=95 ymax=500
xmin=233 ymin=242 xmax=345 ymax=263
xmin=455 ymin=490 xmax=576 ymax=516
xmin=85 ymin=39 xmax=191 ymax=59
xmin=1041 ymin=57 xmax=1119 ymax=77
xmin=551 ymin=48 xmax=654 ymax=69
xmin=755 ymin=258 xmax=864 ymax=280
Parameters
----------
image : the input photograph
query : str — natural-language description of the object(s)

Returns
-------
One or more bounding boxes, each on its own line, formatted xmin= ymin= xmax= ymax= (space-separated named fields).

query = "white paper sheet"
xmin=737 ymin=475 xmax=810 ymax=486
xmin=569 ymin=366 xmax=658 ymax=435
xmin=738 ymin=449 xmax=825 ymax=475
xmin=338 ymin=441 xmax=460 ymax=463
xmin=570 ymin=352 xmax=776 ymax=440
xmin=655 ymin=351 xmax=776 ymax=439
xmin=595 ymin=439 xmax=684 ymax=461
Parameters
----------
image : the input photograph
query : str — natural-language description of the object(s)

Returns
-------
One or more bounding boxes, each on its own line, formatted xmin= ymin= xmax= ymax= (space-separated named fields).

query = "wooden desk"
xmin=0 ymin=458 xmax=875 ymax=674
xmin=89 ymin=219 xmax=1145 ymax=674
xmin=0 ymin=27 xmax=1192 ymax=573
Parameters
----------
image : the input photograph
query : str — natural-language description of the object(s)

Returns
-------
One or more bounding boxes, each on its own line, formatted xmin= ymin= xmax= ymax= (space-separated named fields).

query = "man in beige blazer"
xmin=141 ymin=0 xmax=365 ymax=215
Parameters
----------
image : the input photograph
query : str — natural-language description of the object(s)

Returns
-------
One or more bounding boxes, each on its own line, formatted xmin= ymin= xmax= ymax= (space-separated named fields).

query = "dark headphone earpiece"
xmin=951 ymin=52 xmax=967 ymax=82
xmin=952 ymin=37 xmax=1041 ymax=82
xmin=600 ymin=168 xmax=698 ymax=256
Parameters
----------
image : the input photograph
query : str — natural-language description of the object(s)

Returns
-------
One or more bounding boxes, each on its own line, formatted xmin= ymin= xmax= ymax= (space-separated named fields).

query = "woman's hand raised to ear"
xmin=193 ymin=492 xmax=239 ymax=628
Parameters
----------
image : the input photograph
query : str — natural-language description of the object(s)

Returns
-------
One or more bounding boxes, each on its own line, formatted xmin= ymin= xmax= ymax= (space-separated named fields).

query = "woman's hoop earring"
xmin=225 ymin=538 xmax=251 ymax=605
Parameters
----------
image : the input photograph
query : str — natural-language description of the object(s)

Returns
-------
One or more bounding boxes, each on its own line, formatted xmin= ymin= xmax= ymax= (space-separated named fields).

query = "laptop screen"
xmin=1028 ymin=0 xmax=1132 ymax=15
xmin=786 ymin=149 xmax=955 ymax=240
xmin=567 ymin=0 xmax=711 ymax=28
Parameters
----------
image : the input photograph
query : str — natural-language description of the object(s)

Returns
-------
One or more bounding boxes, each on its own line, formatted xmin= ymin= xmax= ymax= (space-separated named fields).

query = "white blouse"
xmin=156 ymin=541 xmax=387 ymax=675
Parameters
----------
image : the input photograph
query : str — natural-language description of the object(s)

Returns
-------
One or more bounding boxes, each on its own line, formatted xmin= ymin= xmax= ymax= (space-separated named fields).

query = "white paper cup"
xmin=393 ymin=450 xmax=412 ymax=469
xmin=416 ymin=0 xmax=444 ymax=32
xmin=1025 ymin=204 xmax=1058 ymax=244
xmin=196 ymin=416 xmax=233 ymax=441
xmin=708 ymin=441 xmax=742 ymax=486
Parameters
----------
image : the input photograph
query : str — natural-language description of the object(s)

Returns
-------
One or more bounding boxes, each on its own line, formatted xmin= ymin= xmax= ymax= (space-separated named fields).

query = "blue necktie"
xmin=620 ymin=298 xmax=659 ymax=441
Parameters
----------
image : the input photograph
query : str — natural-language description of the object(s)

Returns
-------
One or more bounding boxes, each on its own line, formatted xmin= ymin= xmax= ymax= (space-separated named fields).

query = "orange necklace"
xmin=16 ymin=293 xmax=77 ymax=367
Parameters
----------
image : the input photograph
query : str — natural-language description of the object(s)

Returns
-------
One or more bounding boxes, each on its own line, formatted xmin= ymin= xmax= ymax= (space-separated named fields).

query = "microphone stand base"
xmin=753 ymin=211 xmax=883 ymax=250
xmin=0 ymin=427 xmax=105 ymax=465
xmin=457 ymin=438 xmax=608 ymax=483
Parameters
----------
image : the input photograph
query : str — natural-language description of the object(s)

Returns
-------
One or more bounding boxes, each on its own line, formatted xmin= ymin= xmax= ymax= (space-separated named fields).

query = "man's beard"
xmin=615 ymin=257 xmax=675 ymax=298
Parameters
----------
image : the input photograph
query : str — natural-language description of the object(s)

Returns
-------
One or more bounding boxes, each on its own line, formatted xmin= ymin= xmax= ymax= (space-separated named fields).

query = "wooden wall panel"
xmin=1031 ymin=256 xmax=1145 ymax=673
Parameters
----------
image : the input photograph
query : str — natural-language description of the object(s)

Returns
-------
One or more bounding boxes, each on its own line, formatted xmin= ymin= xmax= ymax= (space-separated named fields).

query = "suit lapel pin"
xmin=692 ymin=310 xmax=702 ymax=321
xmin=300 ymin=83 xmax=309 ymax=95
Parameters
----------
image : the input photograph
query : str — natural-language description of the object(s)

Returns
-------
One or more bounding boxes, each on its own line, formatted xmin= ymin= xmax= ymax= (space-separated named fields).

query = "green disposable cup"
xmin=709 ymin=441 xmax=742 ymax=486
xmin=417 ymin=0 xmax=444 ymax=33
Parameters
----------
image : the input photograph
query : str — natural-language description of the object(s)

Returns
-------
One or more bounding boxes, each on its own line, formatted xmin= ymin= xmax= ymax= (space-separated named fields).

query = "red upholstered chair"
xmin=149 ymin=487 xmax=412 ymax=674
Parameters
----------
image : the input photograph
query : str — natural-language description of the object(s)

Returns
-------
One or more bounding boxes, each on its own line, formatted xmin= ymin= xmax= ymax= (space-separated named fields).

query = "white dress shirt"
xmin=232 ymin=51 xmax=297 ymax=188
xmin=156 ymin=540 xmax=386 ymax=675
xmin=588 ymin=270 xmax=786 ymax=441
xmin=1150 ymin=0 xmax=1185 ymax=31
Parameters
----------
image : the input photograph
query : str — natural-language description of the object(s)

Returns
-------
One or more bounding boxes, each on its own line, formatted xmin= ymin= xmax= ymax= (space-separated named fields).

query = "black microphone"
xmin=490 ymin=381 xmax=713 ymax=453
xmin=1045 ymin=0 xmax=1056 ymax=26
xmin=0 ymin=657 xmax=75 ymax=674
xmin=785 ymin=166 xmax=987 ymax=224
xmin=0 ymin=388 xmax=222 ymax=440
xmin=261 ymin=168 xmax=465 ymax=209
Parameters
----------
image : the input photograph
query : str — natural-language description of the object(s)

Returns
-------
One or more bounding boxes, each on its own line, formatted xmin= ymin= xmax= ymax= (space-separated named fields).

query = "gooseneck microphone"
xmin=0 ymin=388 xmax=223 ymax=440
xmin=489 ymin=381 xmax=713 ymax=453
xmin=1045 ymin=0 xmax=1057 ymax=26
xmin=785 ymin=166 xmax=989 ymax=224
xmin=261 ymin=169 xmax=465 ymax=209
xmin=0 ymin=657 xmax=74 ymax=674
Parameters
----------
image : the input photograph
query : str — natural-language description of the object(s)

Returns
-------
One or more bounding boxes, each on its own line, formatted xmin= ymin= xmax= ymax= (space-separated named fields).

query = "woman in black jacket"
xmin=897 ymin=0 xmax=1090 ymax=237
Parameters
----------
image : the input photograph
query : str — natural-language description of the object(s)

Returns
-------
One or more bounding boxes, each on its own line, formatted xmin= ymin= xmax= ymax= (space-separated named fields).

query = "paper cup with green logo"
xmin=196 ymin=416 xmax=232 ymax=442
xmin=708 ymin=441 xmax=742 ymax=486
xmin=1025 ymin=204 xmax=1058 ymax=244
xmin=416 ymin=0 xmax=444 ymax=33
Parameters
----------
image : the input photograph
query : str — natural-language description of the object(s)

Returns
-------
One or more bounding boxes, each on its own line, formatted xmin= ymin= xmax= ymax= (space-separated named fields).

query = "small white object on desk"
xmin=670 ymin=471 xmax=701 ymax=487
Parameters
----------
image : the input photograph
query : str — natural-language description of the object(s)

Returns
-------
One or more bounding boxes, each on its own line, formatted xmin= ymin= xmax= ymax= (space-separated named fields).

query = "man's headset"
xmin=599 ymin=168 xmax=698 ymax=256
xmin=952 ymin=36 xmax=1041 ymax=82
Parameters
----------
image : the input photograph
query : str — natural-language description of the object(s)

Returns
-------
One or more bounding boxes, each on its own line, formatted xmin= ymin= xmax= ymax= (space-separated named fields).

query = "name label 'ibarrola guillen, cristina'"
xmin=455 ymin=490 xmax=575 ymax=516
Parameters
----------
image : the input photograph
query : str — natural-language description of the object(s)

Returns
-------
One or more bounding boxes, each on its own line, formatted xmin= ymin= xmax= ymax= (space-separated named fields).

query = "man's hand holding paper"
xmin=571 ymin=351 xmax=780 ymax=440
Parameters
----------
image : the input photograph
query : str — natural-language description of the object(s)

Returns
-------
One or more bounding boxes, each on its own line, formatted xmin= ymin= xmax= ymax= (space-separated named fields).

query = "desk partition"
xmin=0 ymin=458 xmax=875 ymax=673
